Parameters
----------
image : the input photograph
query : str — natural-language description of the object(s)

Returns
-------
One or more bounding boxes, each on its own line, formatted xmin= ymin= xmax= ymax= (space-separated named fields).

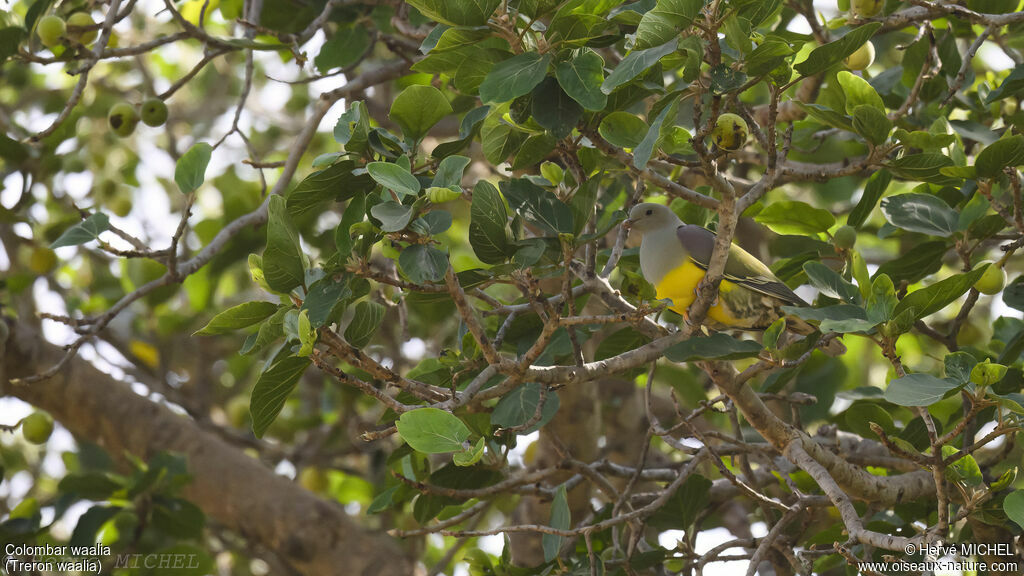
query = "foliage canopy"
xmin=3 ymin=0 xmax=1024 ymax=574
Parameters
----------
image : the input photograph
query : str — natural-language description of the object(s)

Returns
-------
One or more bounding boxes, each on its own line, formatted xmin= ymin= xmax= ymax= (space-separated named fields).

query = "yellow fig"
xmin=711 ymin=113 xmax=748 ymax=151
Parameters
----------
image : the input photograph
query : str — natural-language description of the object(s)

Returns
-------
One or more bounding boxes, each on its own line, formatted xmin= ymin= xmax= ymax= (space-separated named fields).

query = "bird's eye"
xmin=646 ymin=209 xmax=653 ymax=215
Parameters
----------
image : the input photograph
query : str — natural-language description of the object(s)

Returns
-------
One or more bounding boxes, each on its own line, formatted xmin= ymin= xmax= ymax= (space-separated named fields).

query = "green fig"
xmin=974 ymin=262 xmax=1006 ymax=295
xmin=844 ymin=42 xmax=875 ymax=70
xmin=37 ymin=15 xmax=66 ymax=48
xmin=108 ymin=102 xmax=138 ymax=137
xmin=66 ymin=12 xmax=97 ymax=44
xmin=140 ymin=98 xmax=168 ymax=127
xmin=834 ymin=225 xmax=857 ymax=249
xmin=22 ymin=412 xmax=54 ymax=444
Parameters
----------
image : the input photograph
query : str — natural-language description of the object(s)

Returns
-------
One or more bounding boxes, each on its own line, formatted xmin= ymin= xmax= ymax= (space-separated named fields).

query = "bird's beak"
xmin=623 ymin=218 xmax=635 ymax=231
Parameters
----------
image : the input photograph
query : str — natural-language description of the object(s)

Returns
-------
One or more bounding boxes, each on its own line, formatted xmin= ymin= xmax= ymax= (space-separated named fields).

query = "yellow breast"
xmin=653 ymin=260 xmax=742 ymax=326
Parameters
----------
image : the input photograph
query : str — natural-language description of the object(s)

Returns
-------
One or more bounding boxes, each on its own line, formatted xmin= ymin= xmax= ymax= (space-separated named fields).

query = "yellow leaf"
xmin=130 ymin=340 xmax=160 ymax=369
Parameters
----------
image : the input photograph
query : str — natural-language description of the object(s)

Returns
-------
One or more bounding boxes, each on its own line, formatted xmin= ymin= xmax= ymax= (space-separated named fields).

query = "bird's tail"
xmin=783 ymin=318 xmax=846 ymax=357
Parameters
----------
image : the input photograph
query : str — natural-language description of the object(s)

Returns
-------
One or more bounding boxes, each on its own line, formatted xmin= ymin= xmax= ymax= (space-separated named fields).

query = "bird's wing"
xmin=677 ymin=224 xmax=809 ymax=307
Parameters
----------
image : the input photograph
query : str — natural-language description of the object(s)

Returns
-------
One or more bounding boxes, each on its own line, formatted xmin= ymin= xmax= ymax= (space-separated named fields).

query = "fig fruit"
xmin=22 ymin=412 xmax=54 ymax=444
xmin=711 ymin=113 xmax=748 ymax=151
xmin=37 ymin=15 xmax=66 ymax=48
xmin=108 ymin=102 xmax=138 ymax=137
xmin=140 ymin=98 xmax=168 ymax=127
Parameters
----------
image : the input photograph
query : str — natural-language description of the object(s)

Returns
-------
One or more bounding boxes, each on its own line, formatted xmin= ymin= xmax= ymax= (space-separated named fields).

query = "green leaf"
xmin=512 ymin=134 xmax=558 ymax=169
xmin=404 ymin=0 xmax=501 ymax=25
xmin=633 ymin=94 xmax=677 ymax=169
xmin=512 ymin=238 xmax=547 ymax=268
xmin=301 ymin=274 xmax=351 ymax=329
xmin=892 ymin=265 xmax=988 ymax=322
xmin=427 ymin=25 xmax=487 ymax=53
xmin=660 ymin=125 xmax=695 ymax=155
xmin=794 ymin=23 xmax=881 ymax=77
xmin=370 ymin=201 xmax=414 ymax=232
xmin=546 ymin=0 xmax=616 ymax=45
xmin=50 ymin=213 xmax=110 ymax=248
xmin=344 ymin=300 xmax=385 ymax=348
xmin=599 ymin=112 xmax=648 ymax=148
xmin=957 ymin=193 xmax=990 ymax=231
xmin=251 ymin=356 xmax=311 ymax=437
xmin=754 ymin=200 xmax=835 ymax=235
xmin=845 ymin=402 xmax=895 ymax=439
xmin=633 ymin=0 xmax=702 ymax=50
xmin=542 ymin=484 xmax=570 ymax=562
xmin=411 ymin=210 xmax=454 ymax=236
xmin=501 ymin=179 xmax=574 ymax=235
xmin=453 ymin=437 xmax=486 ymax=467
xmin=851 ymin=250 xmax=871 ymax=300
xmin=287 ymin=160 xmax=371 ymax=217
xmin=555 ymin=49 xmax=607 ymax=111
xmin=601 ymin=39 xmax=678 ymax=94
xmin=59 ymin=472 xmax=123 ymax=500
xmin=432 ymin=155 xmax=471 ymax=188
xmin=1004 ymin=276 xmax=1024 ymax=312
xmin=880 ymin=193 xmax=958 ymax=237
xmin=678 ymin=34 xmax=704 ymax=82
xmin=975 ymin=135 xmax=1024 ymax=179
xmin=838 ymin=71 xmax=885 ymax=114
xmin=570 ymin=178 xmax=600 ymax=236
xmin=886 ymin=153 xmax=958 ymax=185
xmin=241 ymin=307 xmax=287 ymax=356
xmin=942 ymin=445 xmax=983 ymax=486
xmin=366 ymin=162 xmax=421 ymax=198
xmin=848 ymin=169 xmax=891 ymax=229
xmin=665 ymin=333 xmax=763 ymax=362
xmin=194 ymin=301 xmax=279 ymax=336
xmin=874 ymin=240 xmax=948 ymax=285
xmin=492 ymin=382 xmax=561 ymax=435
xmin=0 ymin=27 xmax=26 ymax=65
xmin=797 ymin=102 xmax=854 ymax=132
xmin=481 ymin=110 xmax=528 ymax=164
xmin=335 ymin=194 xmax=366 ymax=256
xmin=390 ymin=85 xmax=453 ymax=142
xmin=986 ymin=64 xmax=1024 ymax=104
xmin=396 ymin=407 xmax=471 ymax=454
xmin=866 ymin=274 xmax=897 ymax=324
xmin=894 ymin=129 xmax=957 ymax=151
xmin=648 ymin=474 xmax=711 ymax=530
xmin=763 ymin=317 xmax=786 ymax=350
xmin=530 ymin=77 xmax=583 ymax=139
xmin=334 ymin=101 xmax=369 ymax=147
xmin=1005 ymin=491 xmax=1024 ymax=529
xmin=851 ymin=105 xmax=891 ymax=146
xmin=970 ymin=359 xmax=1008 ymax=387
xmin=399 ymin=245 xmax=449 ymax=284
xmin=884 ymin=373 xmax=960 ymax=406
xmin=803 ymin=261 xmax=861 ymax=304
xmin=314 ymin=25 xmax=370 ymax=73
xmin=70 ymin=506 xmax=122 ymax=548
xmin=746 ymin=37 xmax=798 ymax=76
xmin=944 ymin=352 xmax=978 ymax=385
xmin=478 ymin=52 xmax=552 ymax=104
xmin=263 ymin=196 xmax=305 ymax=293
xmin=296 ymin=309 xmax=315 ymax=357
xmin=990 ymin=467 xmax=1017 ymax=491
xmin=469 ymin=181 xmax=513 ymax=264
xmin=709 ymin=63 xmax=748 ymax=94
xmin=782 ymin=304 xmax=874 ymax=333
xmin=174 ymin=142 xmax=213 ymax=194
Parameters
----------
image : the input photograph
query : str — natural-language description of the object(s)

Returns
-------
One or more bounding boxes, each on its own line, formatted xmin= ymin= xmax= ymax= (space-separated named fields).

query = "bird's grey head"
xmin=625 ymin=203 xmax=681 ymax=234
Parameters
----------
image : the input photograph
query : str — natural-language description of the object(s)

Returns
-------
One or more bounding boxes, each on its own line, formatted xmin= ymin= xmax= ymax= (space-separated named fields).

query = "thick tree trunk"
xmin=1 ymin=322 xmax=414 ymax=576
